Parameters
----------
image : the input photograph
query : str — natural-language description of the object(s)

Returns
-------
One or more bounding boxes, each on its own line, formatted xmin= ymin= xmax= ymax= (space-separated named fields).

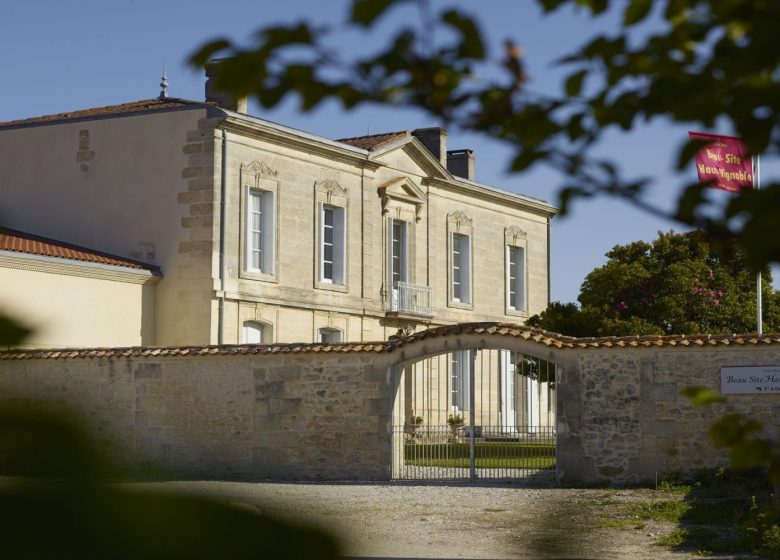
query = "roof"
xmin=0 ymin=228 xmax=159 ymax=272
xmin=337 ymin=131 xmax=409 ymax=151
xmin=3 ymin=322 xmax=778 ymax=360
xmin=0 ymin=98 xmax=205 ymax=129
xmin=0 ymin=98 xmax=554 ymax=213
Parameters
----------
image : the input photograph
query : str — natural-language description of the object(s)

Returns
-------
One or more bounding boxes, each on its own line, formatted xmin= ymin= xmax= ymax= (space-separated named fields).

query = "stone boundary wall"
xmin=0 ymin=352 xmax=393 ymax=480
xmin=557 ymin=346 xmax=780 ymax=484
xmin=1 ymin=323 xmax=779 ymax=483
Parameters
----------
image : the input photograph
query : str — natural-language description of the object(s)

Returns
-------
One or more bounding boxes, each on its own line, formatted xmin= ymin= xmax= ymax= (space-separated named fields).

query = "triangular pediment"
xmin=378 ymin=176 xmax=427 ymax=222
xmin=378 ymin=176 xmax=426 ymax=204
xmin=370 ymin=139 xmax=450 ymax=180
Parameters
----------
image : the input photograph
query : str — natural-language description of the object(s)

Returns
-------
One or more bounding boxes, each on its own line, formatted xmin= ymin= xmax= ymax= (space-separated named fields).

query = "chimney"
xmin=205 ymin=61 xmax=248 ymax=113
xmin=447 ymin=149 xmax=475 ymax=181
xmin=411 ymin=127 xmax=448 ymax=167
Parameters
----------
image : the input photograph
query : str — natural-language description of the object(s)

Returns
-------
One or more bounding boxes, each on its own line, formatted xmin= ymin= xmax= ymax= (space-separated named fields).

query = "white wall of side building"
xmin=0 ymin=257 xmax=157 ymax=348
xmin=0 ymin=108 xmax=216 ymax=346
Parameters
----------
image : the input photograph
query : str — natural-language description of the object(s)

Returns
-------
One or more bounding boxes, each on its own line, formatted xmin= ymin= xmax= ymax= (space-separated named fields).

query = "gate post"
xmin=469 ymin=350 xmax=476 ymax=481
xmin=390 ymin=364 xmax=406 ymax=479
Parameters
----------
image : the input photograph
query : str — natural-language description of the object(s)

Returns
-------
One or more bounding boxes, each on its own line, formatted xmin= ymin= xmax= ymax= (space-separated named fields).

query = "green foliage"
xmin=742 ymin=498 xmax=780 ymax=558
xmin=0 ymin=313 xmax=32 ymax=349
xmin=190 ymin=0 xmax=780 ymax=271
xmin=403 ymin=441 xmax=555 ymax=469
xmin=447 ymin=414 xmax=464 ymax=426
xmin=0 ymin=405 xmax=340 ymax=560
xmin=686 ymin=382 xmax=780 ymax=484
xmin=528 ymin=231 xmax=779 ymax=336
xmin=680 ymin=386 xmax=724 ymax=406
xmin=0 ymin=313 xmax=339 ymax=558
xmin=626 ymin=499 xmax=690 ymax=523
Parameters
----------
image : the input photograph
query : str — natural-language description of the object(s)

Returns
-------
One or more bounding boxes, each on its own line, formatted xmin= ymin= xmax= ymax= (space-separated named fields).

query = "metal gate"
xmin=391 ymin=349 xmax=557 ymax=482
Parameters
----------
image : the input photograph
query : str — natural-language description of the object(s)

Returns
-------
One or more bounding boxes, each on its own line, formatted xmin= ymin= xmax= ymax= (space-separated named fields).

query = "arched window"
xmin=318 ymin=327 xmax=342 ymax=344
xmin=242 ymin=321 xmax=265 ymax=344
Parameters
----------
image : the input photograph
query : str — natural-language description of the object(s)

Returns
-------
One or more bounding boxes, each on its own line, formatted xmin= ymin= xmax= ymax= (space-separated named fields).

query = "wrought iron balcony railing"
xmin=387 ymin=281 xmax=432 ymax=317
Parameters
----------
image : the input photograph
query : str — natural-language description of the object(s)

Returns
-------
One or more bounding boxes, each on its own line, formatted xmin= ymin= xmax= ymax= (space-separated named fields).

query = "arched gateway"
xmin=386 ymin=325 xmax=563 ymax=483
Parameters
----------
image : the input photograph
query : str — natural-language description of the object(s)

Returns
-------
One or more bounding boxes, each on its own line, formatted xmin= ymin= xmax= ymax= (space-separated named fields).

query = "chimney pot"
xmin=447 ymin=149 xmax=475 ymax=181
xmin=411 ymin=127 xmax=448 ymax=167
xmin=205 ymin=61 xmax=248 ymax=113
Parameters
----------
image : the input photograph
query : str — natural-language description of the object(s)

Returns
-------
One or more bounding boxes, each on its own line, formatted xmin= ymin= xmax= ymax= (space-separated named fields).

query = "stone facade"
xmin=1 ymin=324 xmax=778 ymax=484
xmin=0 ymin=92 xmax=555 ymax=349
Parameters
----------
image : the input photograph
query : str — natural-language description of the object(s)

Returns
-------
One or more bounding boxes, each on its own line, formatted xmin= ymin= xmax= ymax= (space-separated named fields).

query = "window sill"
xmin=239 ymin=269 xmax=278 ymax=283
xmin=504 ymin=308 xmax=528 ymax=318
xmin=315 ymin=280 xmax=348 ymax=293
xmin=447 ymin=300 xmax=474 ymax=311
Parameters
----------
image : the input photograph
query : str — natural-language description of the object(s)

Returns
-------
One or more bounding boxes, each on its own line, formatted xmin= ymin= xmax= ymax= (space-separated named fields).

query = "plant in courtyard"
xmin=447 ymin=414 xmax=464 ymax=427
xmin=411 ymin=415 xmax=423 ymax=425
xmin=527 ymin=231 xmax=780 ymax=337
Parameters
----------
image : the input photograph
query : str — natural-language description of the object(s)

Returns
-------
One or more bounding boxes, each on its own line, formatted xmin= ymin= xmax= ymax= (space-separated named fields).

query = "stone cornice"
xmin=4 ymin=322 xmax=780 ymax=360
xmin=425 ymin=177 xmax=558 ymax=218
xmin=0 ymin=252 xmax=161 ymax=285
xmin=219 ymin=117 xmax=382 ymax=171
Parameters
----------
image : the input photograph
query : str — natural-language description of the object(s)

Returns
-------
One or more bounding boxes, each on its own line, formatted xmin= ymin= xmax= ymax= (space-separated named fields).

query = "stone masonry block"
xmin=181 ymin=216 xmax=213 ymax=230
xmin=282 ymin=398 xmax=302 ymax=413
xmin=182 ymin=143 xmax=203 ymax=155
xmin=254 ymin=399 xmax=270 ymax=416
xmin=134 ymin=363 xmax=161 ymax=380
xmin=186 ymin=130 xmax=207 ymax=142
xmin=255 ymin=381 xmax=284 ymax=399
xmin=650 ymin=383 xmax=678 ymax=402
xmin=181 ymin=166 xmax=207 ymax=179
xmin=188 ymin=178 xmax=214 ymax=191
xmin=189 ymin=203 xmax=214 ymax=216
xmin=177 ymin=191 xmax=207 ymax=204
xmin=364 ymin=398 xmax=388 ymax=416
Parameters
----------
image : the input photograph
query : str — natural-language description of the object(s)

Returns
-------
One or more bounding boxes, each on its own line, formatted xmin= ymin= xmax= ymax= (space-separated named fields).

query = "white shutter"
xmin=462 ymin=236 xmax=471 ymax=303
xmin=262 ymin=191 xmax=275 ymax=274
xmin=400 ymin=221 xmax=408 ymax=283
xmin=333 ymin=207 xmax=345 ymax=284
xmin=516 ymin=246 xmax=525 ymax=311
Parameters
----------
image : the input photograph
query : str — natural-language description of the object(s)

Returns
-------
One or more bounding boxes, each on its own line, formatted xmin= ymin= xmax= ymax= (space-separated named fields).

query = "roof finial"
xmin=159 ymin=60 xmax=169 ymax=99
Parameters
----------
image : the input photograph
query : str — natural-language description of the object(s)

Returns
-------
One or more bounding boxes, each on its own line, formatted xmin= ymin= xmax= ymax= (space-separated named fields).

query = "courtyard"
xmin=135 ymin=480 xmax=746 ymax=559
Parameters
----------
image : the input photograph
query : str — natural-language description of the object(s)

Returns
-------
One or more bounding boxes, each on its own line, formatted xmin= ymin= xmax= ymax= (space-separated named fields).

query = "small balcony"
xmin=387 ymin=281 xmax=432 ymax=318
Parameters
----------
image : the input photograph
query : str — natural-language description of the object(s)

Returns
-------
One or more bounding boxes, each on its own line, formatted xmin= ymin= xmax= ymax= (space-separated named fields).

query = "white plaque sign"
xmin=721 ymin=366 xmax=780 ymax=394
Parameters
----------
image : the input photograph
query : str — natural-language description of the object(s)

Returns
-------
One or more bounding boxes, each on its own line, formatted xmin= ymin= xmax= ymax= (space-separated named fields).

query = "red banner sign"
xmin=688 ymin=132 xmax=753 ymax=192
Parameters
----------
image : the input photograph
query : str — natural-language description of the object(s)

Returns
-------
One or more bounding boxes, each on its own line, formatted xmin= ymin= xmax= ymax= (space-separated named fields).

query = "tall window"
xmin=242 ymin=321 xmax=264 ymax=344
xmin=451 ymin=233 xmax=471 ymax=303
xmin=451 ymin=350 xmax=471 ymax=411
xmin=501 ymin=350 xmax=518 ymax=430
xmin=246 ymin=188 xmax=275 ymax=274
xmin=507 ymin=245 xmax=525 ymax=311
xmin=320 ymin=205 xmax=345 ymax=284
xmin=390 ymin=219 xmax=408 ymax=285
xmin=318 ymin=328 xmax=342 ymax=344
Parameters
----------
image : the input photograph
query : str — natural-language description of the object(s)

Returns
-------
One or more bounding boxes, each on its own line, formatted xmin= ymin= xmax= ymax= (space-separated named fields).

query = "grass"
xmin=593 ymin=469 xmax=771 ymax=557
xmin=403 ymin=441 xmax=555 ymax=469
xmin=656 ymin=528 xmax=743 ymax=554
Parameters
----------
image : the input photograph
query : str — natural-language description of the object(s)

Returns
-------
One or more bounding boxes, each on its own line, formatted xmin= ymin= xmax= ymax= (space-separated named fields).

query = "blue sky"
xmin=3 ymin=0 xmax=774 ymax=303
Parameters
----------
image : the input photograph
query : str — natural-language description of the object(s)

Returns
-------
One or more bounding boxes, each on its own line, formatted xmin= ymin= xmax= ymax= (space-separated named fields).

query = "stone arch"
xmin=384 ymin=324 xmax=567 ymax=483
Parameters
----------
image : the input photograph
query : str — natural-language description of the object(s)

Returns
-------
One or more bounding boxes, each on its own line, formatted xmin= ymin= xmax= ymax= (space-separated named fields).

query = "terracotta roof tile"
xmin=3 ymin=322 xmax=780 ymax=359
xmin=0 ymin=98 xmax=205 ymax=129
xmin=0 ymin=228 xmax=159 ymax=272
xmin=337 ymin=131 xmax=409 ymax=151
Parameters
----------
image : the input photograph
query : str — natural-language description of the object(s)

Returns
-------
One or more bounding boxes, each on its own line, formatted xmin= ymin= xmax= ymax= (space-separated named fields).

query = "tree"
xmin=528 ymin=231 xmax=780 ymax=336
xmin=189 ymin=0 xmax=780 ymax=270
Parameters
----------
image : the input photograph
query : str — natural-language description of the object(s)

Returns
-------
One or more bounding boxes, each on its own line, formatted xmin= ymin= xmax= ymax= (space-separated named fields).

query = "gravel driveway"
xmin=140 ymin=481 xmax=714 ymax=559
